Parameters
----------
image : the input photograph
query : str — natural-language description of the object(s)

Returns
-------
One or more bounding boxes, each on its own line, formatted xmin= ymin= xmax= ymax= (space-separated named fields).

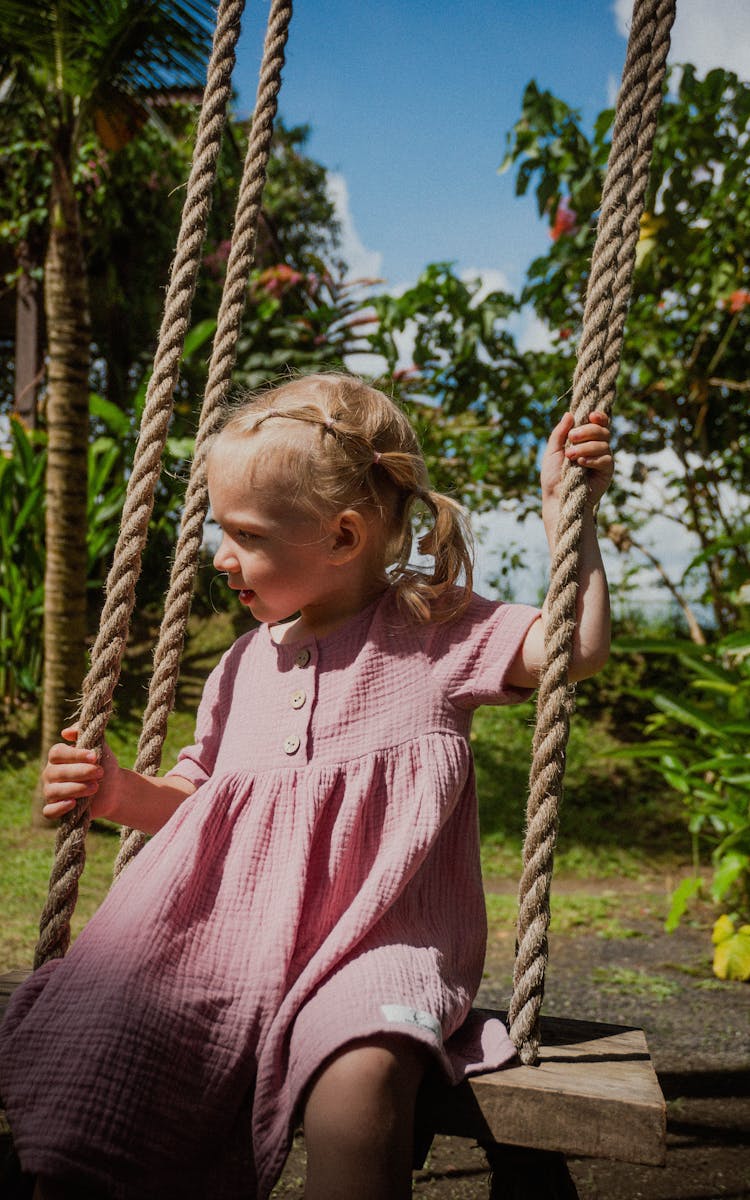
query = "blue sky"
xmin=232 ymin=0 xmax=750 ymax=296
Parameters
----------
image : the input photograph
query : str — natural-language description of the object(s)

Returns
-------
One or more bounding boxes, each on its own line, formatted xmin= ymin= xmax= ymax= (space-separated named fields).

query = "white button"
xmin=283 ymin=734 xmax=301 ymax=755
xmin=291 ymin=689 xmax=306 ymax=709
xmin=295 ymin=648 xmax=311 ymax=668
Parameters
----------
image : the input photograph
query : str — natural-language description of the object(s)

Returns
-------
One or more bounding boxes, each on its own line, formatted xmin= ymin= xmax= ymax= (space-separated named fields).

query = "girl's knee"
xmin=303 ymin=1038 xmax=427 ymax=1198
xmin=304 ymin=1035 xmax=426 ymax=1140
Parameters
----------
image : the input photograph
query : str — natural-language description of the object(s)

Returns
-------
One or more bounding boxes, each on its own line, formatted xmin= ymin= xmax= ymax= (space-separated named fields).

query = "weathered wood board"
xmin=425 ymin=1010 xmax=666 ymax=1165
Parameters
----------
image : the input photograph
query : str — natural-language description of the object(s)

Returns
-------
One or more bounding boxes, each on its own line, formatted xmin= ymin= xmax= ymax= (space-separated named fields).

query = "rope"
xmin=507 ymin=0 xmax=676 ymax=1063
xmin=34 ymin=0 xmax=248 ymax=970
xmin=115 ymin=0 xmax=293 ymax=875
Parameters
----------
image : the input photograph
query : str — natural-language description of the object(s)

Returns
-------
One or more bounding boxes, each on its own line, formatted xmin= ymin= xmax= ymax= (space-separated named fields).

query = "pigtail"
xmin=389 ymin=488 xmax=474 ymax=624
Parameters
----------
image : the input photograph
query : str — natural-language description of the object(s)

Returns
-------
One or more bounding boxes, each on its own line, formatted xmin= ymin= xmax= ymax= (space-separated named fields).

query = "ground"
xmin=273 ymin=874 xmax=750 ymax=1199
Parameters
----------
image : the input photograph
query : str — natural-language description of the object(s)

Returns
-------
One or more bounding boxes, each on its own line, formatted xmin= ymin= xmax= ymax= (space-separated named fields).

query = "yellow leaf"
xmin=635 ymin=236 xmax=656 ymax=269
xmin=713 ymin=925 xmax=750 ymax=981
xmin=712 ymin=913 xmax=735 ymax=945
xmin=638 ymin=211 xmax=666 ymax=241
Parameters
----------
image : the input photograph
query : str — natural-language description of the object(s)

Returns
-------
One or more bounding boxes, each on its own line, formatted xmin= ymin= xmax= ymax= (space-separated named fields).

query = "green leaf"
xmin=611 ymin=637 xmax=703 ymax=658
xmin=89 ymin=392 xmax=130 ymax=437
xmin=181 ymin=318 xmax=216 ymax=361
xmin=665 ymin=875 xmax=703 ymax=932
xmin=165 ymin=436 xmax=195 ymax=459
xmin=711 ymin=852 xmax=750 ymax=903
xmin=651 ymin=694 xmax=725 ymax=736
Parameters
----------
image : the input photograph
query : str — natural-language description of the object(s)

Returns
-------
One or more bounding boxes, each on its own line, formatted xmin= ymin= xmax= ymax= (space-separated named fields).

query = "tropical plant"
xmin=368 ymin=263 xmax=555 ymax=514
xmin=611 ymin=624 xmax=750 ymax=976
xmin=0 ymin=320 xmax=215 ymax=717
xmin=500 ymin=66 xmax=750 ymax=634
xmin=0 ymin=0 xmax=216 ymax=779
xmin=233 ymin=269 xmax=379 ymax=393
xmin=0 ymin=419 xmax=45 ymax=709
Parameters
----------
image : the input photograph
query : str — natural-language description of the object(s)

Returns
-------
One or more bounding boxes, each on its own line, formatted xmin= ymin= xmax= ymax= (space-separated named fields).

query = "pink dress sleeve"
xmin=165 ymin=658 xmax=226 ymax=787
xmin=164 ymin=630 xmax=254 ymax=787
xmin=427 ymin=592 xmax=541 ymax=710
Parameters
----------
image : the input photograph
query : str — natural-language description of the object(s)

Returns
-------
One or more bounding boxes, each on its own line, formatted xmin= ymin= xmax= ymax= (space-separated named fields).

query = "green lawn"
xmin=0 ymin=614 xmax=689 ymax=973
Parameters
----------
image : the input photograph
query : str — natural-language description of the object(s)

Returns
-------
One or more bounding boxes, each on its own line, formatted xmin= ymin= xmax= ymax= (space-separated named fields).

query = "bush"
xmin=611 ymin=631 xmax=750 ymax=942
xmin=0 ymin=418 xmax=45 ymax=708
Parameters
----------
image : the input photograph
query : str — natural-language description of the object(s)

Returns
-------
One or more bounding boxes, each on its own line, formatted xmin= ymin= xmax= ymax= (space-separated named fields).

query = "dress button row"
xmin=295 ymin=648 xmax=311 ymax=668
xmin=291 ymin=689 xmax=306 ymax=710
xmin=283 ymin=734 xmax=301 ymax=755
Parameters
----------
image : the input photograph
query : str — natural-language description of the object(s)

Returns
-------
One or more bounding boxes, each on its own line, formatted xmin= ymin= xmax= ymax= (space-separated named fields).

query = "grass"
xmin=472 ymin=702 xmax=687 ymax=879
xmin=0 ymin=613 xmax=691 ymax=973
xmin=591 ymin=966 xmax=681 ymax=1000
xmin=485 ymin=890 xmax=655 ymax=944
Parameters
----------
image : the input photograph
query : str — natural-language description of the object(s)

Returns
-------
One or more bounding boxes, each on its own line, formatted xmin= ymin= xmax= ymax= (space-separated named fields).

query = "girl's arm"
xmin=507 ymin=411 xmax=613 ymax=688
xmin=42 ymin=727 xmax=196 ymax=835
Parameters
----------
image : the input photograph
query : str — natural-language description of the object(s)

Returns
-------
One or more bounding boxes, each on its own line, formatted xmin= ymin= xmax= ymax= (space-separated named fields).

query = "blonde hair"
xmin=210 ymin=372 xmax=474 ymax=623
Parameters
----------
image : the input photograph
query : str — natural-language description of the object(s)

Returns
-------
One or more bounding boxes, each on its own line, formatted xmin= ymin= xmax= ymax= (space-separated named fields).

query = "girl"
xmin=1 ymin=372 xmax=612 ymax=1200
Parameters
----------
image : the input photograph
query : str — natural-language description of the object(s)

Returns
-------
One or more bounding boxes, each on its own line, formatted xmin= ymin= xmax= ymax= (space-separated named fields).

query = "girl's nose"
xmin=213 ymin=537 xmax=237 ymax=572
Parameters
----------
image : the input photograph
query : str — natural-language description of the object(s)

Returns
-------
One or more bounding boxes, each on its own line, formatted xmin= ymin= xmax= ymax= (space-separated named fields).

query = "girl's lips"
xmin=239 ymin=589 xmax=256 ymax=605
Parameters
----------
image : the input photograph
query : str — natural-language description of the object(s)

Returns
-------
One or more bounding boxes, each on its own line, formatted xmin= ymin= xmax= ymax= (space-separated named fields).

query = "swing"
xmin=1 ymin=0 xmax=676 ymax=1193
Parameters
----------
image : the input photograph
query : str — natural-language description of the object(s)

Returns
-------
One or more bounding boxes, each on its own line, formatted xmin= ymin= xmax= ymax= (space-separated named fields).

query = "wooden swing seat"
xmin=1 ymin=971 xmax=665 ymax=1172
xmin=422 ymin=1008 xmax=665 ymax=1166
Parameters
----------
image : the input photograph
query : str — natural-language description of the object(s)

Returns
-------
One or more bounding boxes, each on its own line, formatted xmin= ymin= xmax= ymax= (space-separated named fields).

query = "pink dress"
xmin=0 ymin=589 xmax=539 ymax=1198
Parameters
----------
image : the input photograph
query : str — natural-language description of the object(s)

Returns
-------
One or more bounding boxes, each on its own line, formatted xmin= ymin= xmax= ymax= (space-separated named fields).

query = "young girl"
xmin=1 ymin=372 xmax=612 ymax=1200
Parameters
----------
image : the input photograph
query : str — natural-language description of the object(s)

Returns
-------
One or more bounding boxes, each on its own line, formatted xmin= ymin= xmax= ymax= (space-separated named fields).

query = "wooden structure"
xmin=2 ymin=972 xmax=665 ymax=1194
xmin=423 ymin=1010 xmax=665 ymax=1166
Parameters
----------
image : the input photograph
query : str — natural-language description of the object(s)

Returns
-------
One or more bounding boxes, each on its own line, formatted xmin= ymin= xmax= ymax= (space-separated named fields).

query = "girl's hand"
xmin=541 ymin=411 xmax=614 ymax=510
xmin=42 ymin=727 xmax=120 ymax=822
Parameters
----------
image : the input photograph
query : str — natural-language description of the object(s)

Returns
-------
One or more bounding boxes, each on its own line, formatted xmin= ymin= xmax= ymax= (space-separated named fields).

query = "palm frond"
xmin=0 ymin=1 xmax=216 ymax=110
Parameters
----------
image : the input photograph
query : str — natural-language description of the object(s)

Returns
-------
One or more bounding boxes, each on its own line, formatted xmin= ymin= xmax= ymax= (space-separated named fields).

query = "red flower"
xmin=550 ymin=198 xmax=578 ymax=242
xmin=256 ymin=264 xmax=304 ymax=295
xmin=558 ymin=327 xmax=572 ymax=341
xmin=729 ymin=289 xmax=750 ymax=313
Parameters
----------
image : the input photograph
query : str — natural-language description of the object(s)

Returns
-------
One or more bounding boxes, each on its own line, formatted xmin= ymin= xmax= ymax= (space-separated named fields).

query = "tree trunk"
xmin=36 ymin=156 xmax=91 ymax=825
xmin=13 ymin=240 xmax=44 ymax=429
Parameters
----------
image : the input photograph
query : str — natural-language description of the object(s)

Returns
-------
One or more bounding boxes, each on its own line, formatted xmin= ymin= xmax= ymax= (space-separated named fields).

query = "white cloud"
xmin=607 ymin=72 xmax=620 ymax=108
xmin=613 ymin=0 xmax=750 ymax=80
xmin=326 ymin=173 xmax=383 ymax=284
xmin=461 ymin=266 xmax=512 ymax=305
xmin=473 ymin=442 xmax=730 ymax=625
xmin=474 ymin=503 xmax=703 ymax=620
xmin=509 ymin=307 xmax=556 ymax=354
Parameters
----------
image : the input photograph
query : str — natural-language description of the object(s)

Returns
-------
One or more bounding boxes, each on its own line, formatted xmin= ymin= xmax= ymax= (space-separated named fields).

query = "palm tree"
xmin=0 ymin=1 xmax=215 ymax=820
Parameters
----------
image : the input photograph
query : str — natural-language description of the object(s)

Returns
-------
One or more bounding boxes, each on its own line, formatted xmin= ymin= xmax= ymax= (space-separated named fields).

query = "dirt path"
xmin=275 ymin=897 xmax=750 ymax=1198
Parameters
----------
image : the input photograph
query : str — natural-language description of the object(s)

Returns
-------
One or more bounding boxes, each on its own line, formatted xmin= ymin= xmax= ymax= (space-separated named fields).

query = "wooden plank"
xmin=425 ymin=1010 xmax=666 ymax=1166
xmin=0 ymin=970 xmax=29 ymax=1022
xmin=1 ymin=975 xmax=665 ymax=1165
xmin=1 ymin=972 xmax=31 ymax=1141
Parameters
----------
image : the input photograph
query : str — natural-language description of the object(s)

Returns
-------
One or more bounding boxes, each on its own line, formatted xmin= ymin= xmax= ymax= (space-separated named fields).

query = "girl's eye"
xmin=236 ymin=530 xmax=260 ymax=543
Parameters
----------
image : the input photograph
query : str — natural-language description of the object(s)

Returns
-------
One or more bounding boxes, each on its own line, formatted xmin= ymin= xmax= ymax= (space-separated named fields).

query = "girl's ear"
xmin=328 ymin=509 xmax=368 ymax=565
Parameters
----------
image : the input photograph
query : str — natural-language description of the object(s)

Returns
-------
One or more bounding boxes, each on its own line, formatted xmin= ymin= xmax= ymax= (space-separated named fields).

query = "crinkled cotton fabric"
xmin=0 ymin=590 xmax=539 ymax=1198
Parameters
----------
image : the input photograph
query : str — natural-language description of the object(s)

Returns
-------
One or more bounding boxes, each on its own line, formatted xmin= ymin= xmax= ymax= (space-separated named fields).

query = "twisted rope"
xmin=34 ymin=0 xmax=247 ymax=969
xmin=507 ymin=0 xmax=676 ymax=1064
xmin=116 ymin=0 xmax=294 ymax=874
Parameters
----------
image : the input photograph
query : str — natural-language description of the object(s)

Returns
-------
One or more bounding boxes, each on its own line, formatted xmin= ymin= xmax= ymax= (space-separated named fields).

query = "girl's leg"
xmin=302 ymin=1035 xmax=426 ymax=1200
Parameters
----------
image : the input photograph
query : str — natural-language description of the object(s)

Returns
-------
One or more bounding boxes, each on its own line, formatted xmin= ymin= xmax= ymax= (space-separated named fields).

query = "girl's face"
xmin=208 ymin=442 xmax=338 ymax=627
